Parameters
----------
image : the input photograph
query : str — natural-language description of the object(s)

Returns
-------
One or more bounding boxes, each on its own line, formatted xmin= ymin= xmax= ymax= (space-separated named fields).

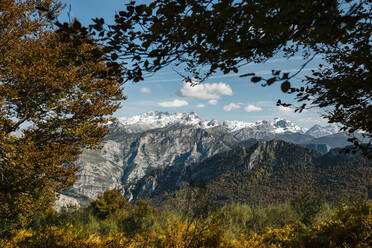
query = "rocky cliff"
xmin=57 ymin=111 xmax=358 ymax=208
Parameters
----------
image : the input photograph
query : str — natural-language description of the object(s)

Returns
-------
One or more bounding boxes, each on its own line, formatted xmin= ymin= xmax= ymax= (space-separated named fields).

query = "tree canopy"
xmin=0 ymin=0 xmax=125 ymax=234
xmin=90 ymin=0 xmax=371 ymax=155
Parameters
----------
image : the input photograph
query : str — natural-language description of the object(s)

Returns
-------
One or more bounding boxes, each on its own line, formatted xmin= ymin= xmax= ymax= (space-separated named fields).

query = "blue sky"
xmin=60 ymin=0 xmax=328 ymax=128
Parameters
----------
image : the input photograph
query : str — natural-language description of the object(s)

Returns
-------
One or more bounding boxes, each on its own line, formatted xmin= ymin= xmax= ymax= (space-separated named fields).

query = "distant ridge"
xmin=56 ymin=111 xmax=362 ymax=209
xmin=115 ymin=111 xmax=334 ymax=135
xmin=139 ymin=140 xmax=371 ymax=207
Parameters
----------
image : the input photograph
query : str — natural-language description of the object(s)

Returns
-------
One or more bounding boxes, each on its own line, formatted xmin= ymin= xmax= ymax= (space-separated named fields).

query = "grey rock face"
xmin=56 ymin=111 xmax=355 ymax=207
xmin=66 ymin=140 xmax=126 ymax=205
xmin=130 ymin=140 xmax=323 ymax=201
xmin=60 ymin=124 xmax=239 ymax=205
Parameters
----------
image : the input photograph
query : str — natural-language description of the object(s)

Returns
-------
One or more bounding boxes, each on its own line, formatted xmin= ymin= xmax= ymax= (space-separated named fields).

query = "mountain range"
xmin=56 ymin=111 xmax=369 ymax=209
xmin=138 ymin=140 xmax=370 ymax=207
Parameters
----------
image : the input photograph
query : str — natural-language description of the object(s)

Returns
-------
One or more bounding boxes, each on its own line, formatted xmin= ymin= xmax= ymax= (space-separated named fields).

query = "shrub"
xmin=90 ymin=189 xmax=129 ymax=220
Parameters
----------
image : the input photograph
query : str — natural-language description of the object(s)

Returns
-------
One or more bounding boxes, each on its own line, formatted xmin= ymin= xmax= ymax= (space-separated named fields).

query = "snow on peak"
xmin=118 ymin=111 xmax=220 ymax=131
xmin=272 ymin=118 xmax=305 ymax=133
xmin=223 ymin=120 xmax=255 ymax=132
xmin=226 ymin=117 xmax=305 ymax=134
xmin=305 ymin=124 xmax=340 ymax=138
xmin=116 ymin=111 xmax=334 ymax=136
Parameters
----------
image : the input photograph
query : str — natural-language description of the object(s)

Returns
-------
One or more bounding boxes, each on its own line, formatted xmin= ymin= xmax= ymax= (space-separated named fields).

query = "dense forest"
xmin=139 ymin=141 xmax=371 ymax=207
xmin=1 ymin=189 xmax=371 ymax=247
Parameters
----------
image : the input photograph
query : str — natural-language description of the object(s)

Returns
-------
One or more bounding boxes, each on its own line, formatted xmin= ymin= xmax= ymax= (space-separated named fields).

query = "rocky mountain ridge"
xmin=116 ymin=111 xmax=310 ymax=134
xmin=305 ymin=124 xmax=341 ymax=138
xmin=59 ymin=123 xmax=240 ymax=207
xmin=56 ymin=111 xmax=355 ymax=209
xmin=130 ymin=140 xmax=322 ymax=201
xmin=133 ymin=140 xmax=370 ymax=206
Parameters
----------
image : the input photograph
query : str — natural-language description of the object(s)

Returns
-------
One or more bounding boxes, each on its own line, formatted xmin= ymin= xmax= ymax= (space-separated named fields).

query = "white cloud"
xmin=209 ymin=99 xmax=218 ymax=105
xmin=277 ymin=106 xmax=292 ymax=112
xmin=158 ymin=99 xmax=189 ymax=108
xmin=177 ymin=82 xmax=233 ymax=100
xmin=140 ymin=87 xmax=151 ymax=94
xmin=197 ymin=104 xmax=205 ymax=108
xmin=244 ymin=104 xmax=262 ymax=112
xmin=223 ymin=103 xmax=240 ymax=112
xmin=276 ymin=105 xmax=309 ymax=117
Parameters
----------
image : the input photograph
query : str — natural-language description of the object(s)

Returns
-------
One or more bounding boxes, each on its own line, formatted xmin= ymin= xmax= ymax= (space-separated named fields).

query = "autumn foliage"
xmin=0 ymin=0 xmax=125 ymax=234
xmin=0 ymin=189 xmax=371 ymax=248
xmin=1 ymin=0 xmax=371 ymax=245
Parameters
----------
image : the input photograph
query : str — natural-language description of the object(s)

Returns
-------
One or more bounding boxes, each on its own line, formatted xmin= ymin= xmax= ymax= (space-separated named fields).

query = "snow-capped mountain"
xmin=222 ymin=120 xmax=256 ymax=132
xmin=305 ymin=124 xmax=340 ymax=138
xmin=272 ymin=118 xmax=306 ymax=133
xmin=116 ymin=111 xmax=305 ymax=135
xmin=116 ymin=111 xmax=220 ymax=133
xmin=57 ymin=111 xmax=350 ymax=209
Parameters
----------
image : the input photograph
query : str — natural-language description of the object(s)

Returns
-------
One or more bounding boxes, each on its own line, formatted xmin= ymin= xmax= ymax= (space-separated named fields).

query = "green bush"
xmin=90 ymin=189 xmax=129 ymax=220
xmin=291 ymin=191 xmax=323 ymax=226
xmin=118 ymin=200 xmax=157 ymax=238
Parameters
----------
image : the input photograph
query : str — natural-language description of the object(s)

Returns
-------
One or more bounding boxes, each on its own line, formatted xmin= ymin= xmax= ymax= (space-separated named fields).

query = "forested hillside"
xmin=142 ymin=140 xmax=371 ymax=207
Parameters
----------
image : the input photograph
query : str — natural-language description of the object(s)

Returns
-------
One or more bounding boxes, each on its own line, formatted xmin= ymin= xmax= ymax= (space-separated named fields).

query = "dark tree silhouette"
xmin=0 ymin=0 xmax=125 ymax=233
xmin=88 ymin=0 xmax=371 ymax=156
